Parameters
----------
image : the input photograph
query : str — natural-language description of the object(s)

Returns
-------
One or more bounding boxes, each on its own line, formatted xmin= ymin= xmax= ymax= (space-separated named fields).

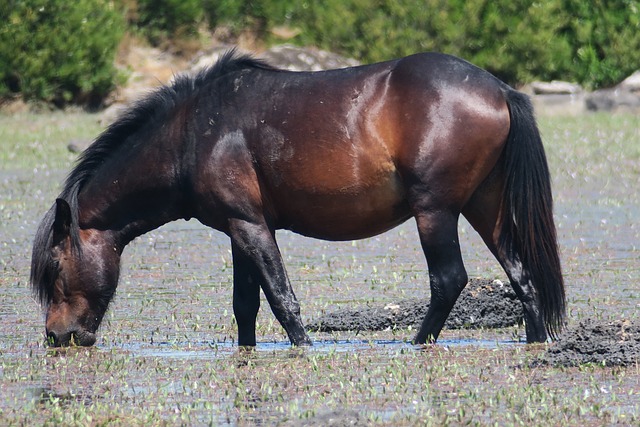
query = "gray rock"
xmin=261 ymin=44 xmax=360 ymax=71
xmin=191 ymin=44 xmax=360 ymax=75
xmin=586 ymin=87 xmax=640 ymax=112
xmin=530 ymin=80 xmax=582 ymax=95
xmin=531 ymin=93 xmax=586 ymax=116
xmin=619 ymin=70 xmax=640 ymax=92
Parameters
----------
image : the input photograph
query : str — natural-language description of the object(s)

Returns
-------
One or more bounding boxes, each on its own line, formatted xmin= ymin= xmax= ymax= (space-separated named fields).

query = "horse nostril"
xmin=46 ymin=330 xmax=60 ymax=347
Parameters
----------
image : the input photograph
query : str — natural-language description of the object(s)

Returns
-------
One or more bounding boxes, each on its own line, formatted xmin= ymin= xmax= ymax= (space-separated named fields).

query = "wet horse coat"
xmin=31 ymin=51 xmax=565 ymax=347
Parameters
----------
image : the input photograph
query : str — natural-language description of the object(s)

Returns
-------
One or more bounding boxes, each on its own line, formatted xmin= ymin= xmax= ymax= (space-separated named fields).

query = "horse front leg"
xmin=228 ymin=218 xmax=312 ymax=346
xmin=232 ymin=242 xmax=261 ymax=347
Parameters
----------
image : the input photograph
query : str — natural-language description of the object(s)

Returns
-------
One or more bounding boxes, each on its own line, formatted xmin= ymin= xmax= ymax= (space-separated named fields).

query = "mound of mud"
xmin=535 ymin=319 xmax=640 ymax=367
xmin=306 ymin=278 xmax=523 ymax=333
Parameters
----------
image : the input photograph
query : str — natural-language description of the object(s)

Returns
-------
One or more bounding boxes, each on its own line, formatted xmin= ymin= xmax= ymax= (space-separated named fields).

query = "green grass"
xmin=1 ymin=111 xmax=639 ymax=426
xmin=1 ymin=343 xmax=638 ymax=425
xmin=540 ymin=113 xmax=640 ymax=199
xmin=0 ymin=112 xmax=101 ymax=171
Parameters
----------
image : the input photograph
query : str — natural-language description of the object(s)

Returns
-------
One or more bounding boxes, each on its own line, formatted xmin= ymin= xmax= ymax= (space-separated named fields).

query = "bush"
xmin=134 ymin=0 xmax=204 ymax=44
xmin=204 ymin=0 xmax=640 ymax=89
xmin=2 ymin=0 xmax=638 ymax=106
xmin=202 ymin=0 xmax=297 ymax=44
xmin=0 ymin=0 xmax=125 ymax=107
xmin=556 ymin=0 xmax=640 ymax=88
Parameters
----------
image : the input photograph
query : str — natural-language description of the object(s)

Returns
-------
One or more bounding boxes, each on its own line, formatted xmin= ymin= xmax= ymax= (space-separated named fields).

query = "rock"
xmin=585 ymin=87 xmax=640 ymax=112
xmin=261 ymin=44 xmax=360 ymax=71
xmin=584 ymin=69 xmax=640 ymax=112
xmin=524 ymin=71 xmax=640 ymax=114
xmin=530 ymin=81 xmax=582 ymax=95
xmin=191 ymin=44 xmax=360 ymax=74
xmin=525 ymin=81 xmax=585 ymax=116
xmin=619 ymin=70 xmax=640 ymax=92
xmin=531 ymin=93 xmax=586 ymax=116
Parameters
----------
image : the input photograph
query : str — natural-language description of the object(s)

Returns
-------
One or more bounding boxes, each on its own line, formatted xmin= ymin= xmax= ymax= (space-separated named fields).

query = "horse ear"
xmin=52 ymin=198 xmax=72 ymax=246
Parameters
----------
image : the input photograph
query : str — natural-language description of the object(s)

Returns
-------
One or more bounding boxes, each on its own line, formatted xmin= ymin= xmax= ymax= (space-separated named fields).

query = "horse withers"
xmin=31 ymin=50 xmax=565 ymax=347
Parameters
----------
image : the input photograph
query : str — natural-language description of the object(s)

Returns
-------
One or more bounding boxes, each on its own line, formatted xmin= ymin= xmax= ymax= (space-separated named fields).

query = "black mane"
xmin=65 ymin=49 xmax=274 ymax=201
xmin=30 ymin=49 xmax=275 ymax=306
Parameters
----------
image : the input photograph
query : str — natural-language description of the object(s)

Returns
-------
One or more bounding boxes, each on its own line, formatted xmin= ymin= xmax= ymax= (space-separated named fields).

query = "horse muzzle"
xmin=46 ymin=328 xmax=97 ymax=347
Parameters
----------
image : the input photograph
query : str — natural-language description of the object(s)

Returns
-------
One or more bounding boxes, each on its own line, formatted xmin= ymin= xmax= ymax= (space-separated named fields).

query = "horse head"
xmin=31 ymin=198 xmax=120 ymax=347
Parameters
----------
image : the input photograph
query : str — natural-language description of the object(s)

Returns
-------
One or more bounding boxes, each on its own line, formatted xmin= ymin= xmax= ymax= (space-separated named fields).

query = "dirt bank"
xmin=306 ymin=278 xmax=523 ymax=333
xmin=536 ymin=319 xmax=640 ymax=367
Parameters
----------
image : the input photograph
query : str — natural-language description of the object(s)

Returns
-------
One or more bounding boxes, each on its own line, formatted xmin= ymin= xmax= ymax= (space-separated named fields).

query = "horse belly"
xmin=275 ymin=169 xmax=411 ymax=241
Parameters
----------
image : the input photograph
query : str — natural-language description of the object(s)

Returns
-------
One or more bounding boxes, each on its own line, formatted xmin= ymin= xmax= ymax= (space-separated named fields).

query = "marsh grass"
xmin=1 ymin=342 xmax=638 ymax=425
xmin=0 ymin=112 xmax=101 ymax=171
xmin=1 ymin=111 xmax=638 ymax=425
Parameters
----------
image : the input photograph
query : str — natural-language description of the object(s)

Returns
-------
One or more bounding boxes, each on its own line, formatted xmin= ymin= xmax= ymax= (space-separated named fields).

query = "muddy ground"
xmin=307 ymin=278 xmax=523 ymax=332
xmin=308 ymin=278 xmax=640 ymax=367
xmin=1 ymin=102 xmax=639 ymax=425
xmin=537 ymin=319 xmax=640 ymax=367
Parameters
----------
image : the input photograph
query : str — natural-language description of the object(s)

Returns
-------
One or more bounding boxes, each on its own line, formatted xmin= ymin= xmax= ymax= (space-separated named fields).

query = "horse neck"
xmin=76 ymin=123 xmax=193 ymax=249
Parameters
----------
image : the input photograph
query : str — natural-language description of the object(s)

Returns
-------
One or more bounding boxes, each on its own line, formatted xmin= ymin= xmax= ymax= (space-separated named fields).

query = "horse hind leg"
xmin=413 ymin=210 xmax=469 ymax=344
xmin=461 ymin=177 xmax=547 ymax=342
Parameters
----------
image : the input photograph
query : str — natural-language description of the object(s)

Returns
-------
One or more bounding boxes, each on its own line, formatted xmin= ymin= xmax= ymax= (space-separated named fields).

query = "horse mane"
xmin=64 ymin=49 xmax=274 ymax=202
xmin=31 ymin=49 xmax=275 ymax=306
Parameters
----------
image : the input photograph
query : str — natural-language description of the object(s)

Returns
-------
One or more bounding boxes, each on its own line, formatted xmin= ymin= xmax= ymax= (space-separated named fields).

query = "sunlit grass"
xmin=540 ymin=113 xmax=640 ymax=201
xmin=0 ymin=112 xmax=102 ymax=171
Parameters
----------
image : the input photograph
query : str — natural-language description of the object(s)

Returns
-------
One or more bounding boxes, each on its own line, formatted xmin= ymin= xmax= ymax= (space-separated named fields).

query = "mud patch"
xmin=535 ymin=319 xmax=640 ymax=367
xmin=306 ymin=278 xmax=523 ymax=333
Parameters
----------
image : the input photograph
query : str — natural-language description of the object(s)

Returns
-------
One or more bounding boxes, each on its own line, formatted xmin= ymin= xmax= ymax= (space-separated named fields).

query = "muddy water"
xmin=1 ymin=115 xmax=639 ymax=424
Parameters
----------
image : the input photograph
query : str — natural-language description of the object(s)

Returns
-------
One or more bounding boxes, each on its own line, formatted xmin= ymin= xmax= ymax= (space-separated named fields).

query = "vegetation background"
xmin=1 ymin=0 xmax=640 ymax=106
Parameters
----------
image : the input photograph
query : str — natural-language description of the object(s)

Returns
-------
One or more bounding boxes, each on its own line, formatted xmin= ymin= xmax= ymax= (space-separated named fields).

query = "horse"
xmin=30 ymin=50 xmax=565 ymax=348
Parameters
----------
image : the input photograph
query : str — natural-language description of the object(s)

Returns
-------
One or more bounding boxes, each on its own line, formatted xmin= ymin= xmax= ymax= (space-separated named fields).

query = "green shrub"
xmin=0 ymin=0 xmax=125 ymax=107
xmin=204 ymin=0 xmax=640 ymax=89
xmin=134 ymin=0 xmax=204 ymax=43
xmin=202 ymin=0 xmax=294 ymax=38
xmin=2 ymin=0 xmax=638 ymax=106
xmin=556 ymin=0 xmax=640 ymax=88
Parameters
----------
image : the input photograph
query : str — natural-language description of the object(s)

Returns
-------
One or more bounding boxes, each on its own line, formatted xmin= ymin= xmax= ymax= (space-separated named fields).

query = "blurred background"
xmin=1 ymin=0 xmax=639 ymax=110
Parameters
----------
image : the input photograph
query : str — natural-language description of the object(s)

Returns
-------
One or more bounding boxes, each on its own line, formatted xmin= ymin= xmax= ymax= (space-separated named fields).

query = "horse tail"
xmin=500 ymin=89 xmax=565 ymax=339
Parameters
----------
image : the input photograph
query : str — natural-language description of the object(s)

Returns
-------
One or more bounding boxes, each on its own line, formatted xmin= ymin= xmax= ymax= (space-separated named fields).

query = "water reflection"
xmin=114 ymin=337 xmax=521 ymax=360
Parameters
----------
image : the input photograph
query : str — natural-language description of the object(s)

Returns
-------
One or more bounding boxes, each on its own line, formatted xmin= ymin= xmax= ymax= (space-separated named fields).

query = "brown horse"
xmin=31 ymin=50 xmax=564 ymax=347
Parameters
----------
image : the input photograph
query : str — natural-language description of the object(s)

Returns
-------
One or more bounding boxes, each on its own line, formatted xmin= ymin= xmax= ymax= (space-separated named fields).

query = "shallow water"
xmin=114 ymin=338 xmax=522 ymax=360
xmin=1 ymin=114 xmax=638 ymax=425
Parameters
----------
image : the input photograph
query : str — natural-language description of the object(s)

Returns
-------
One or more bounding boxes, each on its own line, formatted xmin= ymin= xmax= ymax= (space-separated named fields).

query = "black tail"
xmin=500 ymin=90 xmax=565 ymax=339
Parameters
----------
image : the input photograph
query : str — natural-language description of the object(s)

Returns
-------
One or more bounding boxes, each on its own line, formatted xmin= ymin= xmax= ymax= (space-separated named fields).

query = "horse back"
xmin=191 ymin=53 xmax=510 ymax=240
